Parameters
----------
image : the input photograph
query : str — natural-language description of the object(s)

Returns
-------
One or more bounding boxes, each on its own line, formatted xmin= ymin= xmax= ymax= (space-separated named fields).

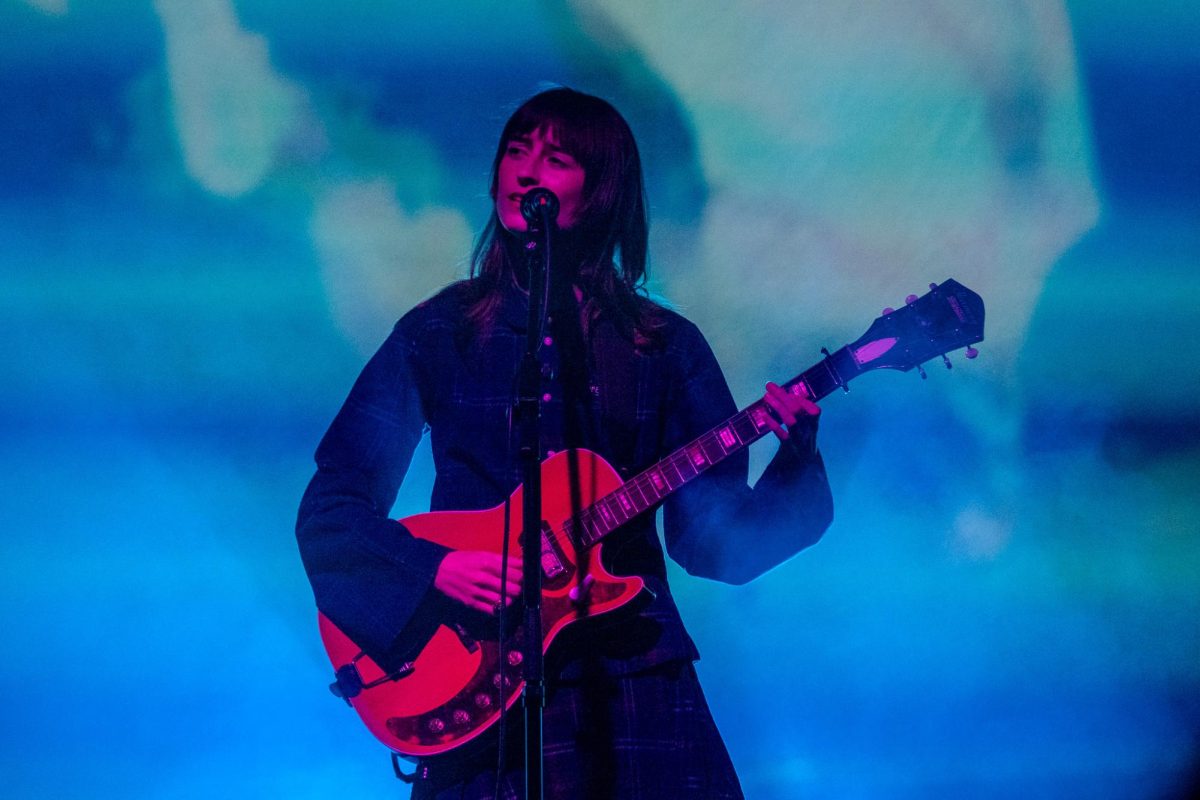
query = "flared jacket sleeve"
xmin=295 ymin=315 xmax=451 ymax=664
xmin=662 ymin=322 xmax=834 ymax=585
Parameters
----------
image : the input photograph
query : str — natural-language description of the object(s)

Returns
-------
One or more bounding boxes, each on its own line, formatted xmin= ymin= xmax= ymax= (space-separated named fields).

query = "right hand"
xmin=433 ymin=550 xmax=523 ymax=615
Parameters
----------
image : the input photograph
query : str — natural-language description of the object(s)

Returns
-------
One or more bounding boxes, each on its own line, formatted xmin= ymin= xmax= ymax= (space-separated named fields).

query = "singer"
xmin=296 ymin=87 xmax=833 ymax=799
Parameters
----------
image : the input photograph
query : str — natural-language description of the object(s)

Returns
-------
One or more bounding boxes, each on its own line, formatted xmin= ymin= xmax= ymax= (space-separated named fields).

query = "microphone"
xmin=520 ymin=188 xmax=560 ymax=232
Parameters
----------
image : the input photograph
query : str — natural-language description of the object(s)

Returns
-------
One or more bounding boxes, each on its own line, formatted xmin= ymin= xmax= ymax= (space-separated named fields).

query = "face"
xmin=494 ymin=126 xmax=586 ymax=233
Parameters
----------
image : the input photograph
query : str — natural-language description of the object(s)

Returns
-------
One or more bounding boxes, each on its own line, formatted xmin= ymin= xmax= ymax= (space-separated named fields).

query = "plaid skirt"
xmin=410 ymin=660 xmax=744 ymax=800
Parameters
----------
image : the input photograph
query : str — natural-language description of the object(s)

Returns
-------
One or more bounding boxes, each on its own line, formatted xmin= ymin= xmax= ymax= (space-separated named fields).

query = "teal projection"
xmin=1 ymin=1 xmax=1196 ymax=797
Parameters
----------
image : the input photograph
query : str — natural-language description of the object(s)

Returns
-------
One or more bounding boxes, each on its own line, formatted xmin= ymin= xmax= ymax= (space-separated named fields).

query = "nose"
xmin=516 ymin=159 xmax=541 ymax=187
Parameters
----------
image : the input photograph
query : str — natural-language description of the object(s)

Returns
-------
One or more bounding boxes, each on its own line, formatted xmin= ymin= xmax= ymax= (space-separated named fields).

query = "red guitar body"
xmin=318 ymin=448 xmax=644 ymax=757
xmin=314 ymin=279 xmax=986 ymax=759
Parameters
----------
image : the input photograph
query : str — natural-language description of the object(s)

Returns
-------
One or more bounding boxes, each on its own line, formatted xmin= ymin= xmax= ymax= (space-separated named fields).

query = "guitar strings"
xmin=537 ymin=414 xmax=765 ymax=559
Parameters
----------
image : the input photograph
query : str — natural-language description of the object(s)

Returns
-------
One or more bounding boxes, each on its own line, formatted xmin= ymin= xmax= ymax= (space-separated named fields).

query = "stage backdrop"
xmin=2 ymin=1 xmax=1197 ymax=798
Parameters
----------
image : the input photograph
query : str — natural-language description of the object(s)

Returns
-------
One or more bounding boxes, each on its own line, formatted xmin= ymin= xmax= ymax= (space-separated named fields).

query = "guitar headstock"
xmin=847 ymin=279 xmax=985 ymax=372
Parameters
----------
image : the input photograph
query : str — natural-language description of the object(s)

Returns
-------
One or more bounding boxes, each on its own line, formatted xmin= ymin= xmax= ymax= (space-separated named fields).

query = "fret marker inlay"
xmin=718 ymin=427 xmax=736 ymax=448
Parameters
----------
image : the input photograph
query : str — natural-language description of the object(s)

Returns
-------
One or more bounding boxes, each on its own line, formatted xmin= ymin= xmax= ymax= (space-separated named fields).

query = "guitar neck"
xmin=565 ymin=344 xmax=861 ymax=551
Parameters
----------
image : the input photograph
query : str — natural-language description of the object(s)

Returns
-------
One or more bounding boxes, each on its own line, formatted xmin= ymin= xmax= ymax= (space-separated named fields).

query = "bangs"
xmin=501 ymin=103 xmax=608 ymax=176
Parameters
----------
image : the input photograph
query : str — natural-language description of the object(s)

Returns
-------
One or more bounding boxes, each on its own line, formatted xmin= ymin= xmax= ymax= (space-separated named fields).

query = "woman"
xmin=297 ymin=87 xmax=833 ymax=799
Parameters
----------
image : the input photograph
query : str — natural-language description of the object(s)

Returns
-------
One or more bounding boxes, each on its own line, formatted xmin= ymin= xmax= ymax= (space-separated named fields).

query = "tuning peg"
xmin=905 ymin=294 xmax=918 ymax=305
xmin=882 ymin=307 xmax=894 ymax=315
xmin=941 ymin=354 xmax=952 ymax=370
xmin=916 ymin=364 xmax=927 ymax=380
xmin=965 ymin=346 xmax=979 ymax=359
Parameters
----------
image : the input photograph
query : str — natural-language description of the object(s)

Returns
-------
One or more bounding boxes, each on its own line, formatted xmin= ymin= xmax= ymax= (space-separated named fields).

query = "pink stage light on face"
xmin=494 ymin=127 xmax=586 ymax=234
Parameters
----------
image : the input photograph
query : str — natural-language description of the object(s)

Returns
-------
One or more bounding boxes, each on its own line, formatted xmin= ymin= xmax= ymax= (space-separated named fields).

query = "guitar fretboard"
xmin=562 ymin=344 xmax=860 ymax=551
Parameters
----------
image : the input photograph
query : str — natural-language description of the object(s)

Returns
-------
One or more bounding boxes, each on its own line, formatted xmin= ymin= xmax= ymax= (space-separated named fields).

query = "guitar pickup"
xmin=539 ymin=522 xmax=567 ymax=578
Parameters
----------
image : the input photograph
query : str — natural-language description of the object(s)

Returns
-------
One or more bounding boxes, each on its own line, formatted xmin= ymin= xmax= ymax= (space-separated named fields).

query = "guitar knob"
xmin=507 ymin=650 xmax=523 ymax=666
xmin=427 ymin=717 xmax=446 ymax=734
xmin=569 ymin=574 xmax=596 ymax=603
xmin=882 ymin=307 xmax=894 ymax=315
xmin=905 ymin=294 xmax=918 ymax=305
xmin=965 ymin=346 xmax=979 ymax=359
xmin=492 ymin=673 xmax=505 ymax=688
xmin=475 ymin=692 xmax=493 ymax=709
xmin=452 ymin=709 xmax=471 ymax=726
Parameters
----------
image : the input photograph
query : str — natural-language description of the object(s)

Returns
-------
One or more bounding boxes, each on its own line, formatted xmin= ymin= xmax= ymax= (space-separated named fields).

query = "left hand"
xmin=761 ymin=381 xmax=820 ymax=442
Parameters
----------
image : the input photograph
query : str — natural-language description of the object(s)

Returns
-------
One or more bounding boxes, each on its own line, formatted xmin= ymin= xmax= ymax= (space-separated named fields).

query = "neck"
xmin=502 ymin=227 xmax=594 ymax=291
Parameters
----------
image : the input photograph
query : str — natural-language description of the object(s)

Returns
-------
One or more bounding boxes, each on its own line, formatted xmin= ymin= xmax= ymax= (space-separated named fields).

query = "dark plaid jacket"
xmin=296 ymin=280 xmax=832 ymax=677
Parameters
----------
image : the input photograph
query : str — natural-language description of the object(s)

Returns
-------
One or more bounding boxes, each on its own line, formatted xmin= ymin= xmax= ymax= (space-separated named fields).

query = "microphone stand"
xmin=515 ymin=190 xmax=557 ymax=800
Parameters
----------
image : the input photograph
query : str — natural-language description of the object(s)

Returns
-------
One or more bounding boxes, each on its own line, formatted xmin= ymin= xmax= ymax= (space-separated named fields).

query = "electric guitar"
xmin=317 ymin=278 xmax=985 ymax=757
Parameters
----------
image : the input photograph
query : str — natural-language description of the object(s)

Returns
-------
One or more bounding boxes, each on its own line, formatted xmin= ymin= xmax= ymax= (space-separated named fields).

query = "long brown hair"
xmin=467 ymin=87 xmax=662 ymax=345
